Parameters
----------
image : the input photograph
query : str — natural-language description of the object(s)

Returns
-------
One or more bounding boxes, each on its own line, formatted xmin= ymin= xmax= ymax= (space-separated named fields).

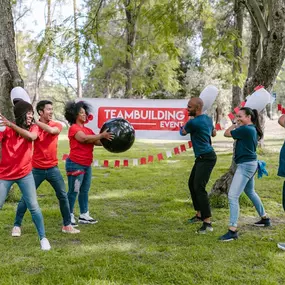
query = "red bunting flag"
xmin=215 ymin=123 xmax=222 ymax=131
xmin=240 ymin=101 xmax=246 ymax=107
xmin=234 ymin=107 xmax=240 ymax=114
xmin=114 ymin=160 xmax=120 ymax=167
xmin=228 ymin=113 xmax=235 ymax=120
xmin=123 ymin=160 xmax=129 ymax=167
xmin=278 ymin=104 xmax=282 ymax=111
xmin=254 ymin=85 xmax=264 ymax=91
xmin=148 ymin=155 xmax=154 ymax=163
xmin=180 ymin=144 xmax=186 ymax=152
xmin=157 ymin=153 xmax=164 ymax=161
xmin=140 ymin=157 xmax=146 ymax=165
xmin=62 ymin=154 xmax=68 ymax=161
xmin=174 ymin=147 xmax=180 ymax=155
xmin=188 ymin=141 xmax=193 ymax=148
xmin=103 ymin=160 xmax=109 ymax=167
xmin=282 ymin=108 xmax=285 ymax=115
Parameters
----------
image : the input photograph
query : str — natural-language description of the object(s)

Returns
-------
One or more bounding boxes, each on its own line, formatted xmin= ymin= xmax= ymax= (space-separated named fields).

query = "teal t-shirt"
xmin=231 ymin=124 xmax=257 ymax=164
xmin=184 ymin=114 xmax=214 ymax=157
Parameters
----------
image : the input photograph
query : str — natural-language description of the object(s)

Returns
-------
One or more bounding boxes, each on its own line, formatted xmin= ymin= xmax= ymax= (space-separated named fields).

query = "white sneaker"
xmin=40 ymin=238 xmax=51 ymax=251
xmin=62 ymin=224 xmax=80 ymax=234
xmin=78 ymin=211 xmax=98 ymax=224
xmin=70 ymin=213 xmax=78 ymax=227
xmin=11 ymin=226 xmax=21 ymax=237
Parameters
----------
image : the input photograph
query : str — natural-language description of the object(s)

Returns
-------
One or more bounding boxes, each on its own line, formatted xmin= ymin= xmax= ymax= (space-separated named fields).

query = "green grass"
xmin=1 ymin=133 xmax=285 ymax=285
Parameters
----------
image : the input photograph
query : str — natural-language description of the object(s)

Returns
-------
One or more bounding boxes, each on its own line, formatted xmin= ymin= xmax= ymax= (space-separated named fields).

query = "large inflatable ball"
xmin=100 ymin=118 xmax=135 ymax=153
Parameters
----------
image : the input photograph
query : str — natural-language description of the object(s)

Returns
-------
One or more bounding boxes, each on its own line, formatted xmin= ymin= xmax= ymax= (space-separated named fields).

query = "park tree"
xmin=210 ymin=0 xmax=285 ymax=199
xmin=0 ymin=0 xmax=23 ymax=119
xmin=82 ymin=0 xmax=202 ymax=98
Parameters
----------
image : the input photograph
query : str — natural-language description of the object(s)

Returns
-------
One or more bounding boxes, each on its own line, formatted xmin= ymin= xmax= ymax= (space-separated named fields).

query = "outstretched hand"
xmin=0 ymin=113 xmax=11 ymax=127
xmin=101 ymin=128 xmax=114 ymax=141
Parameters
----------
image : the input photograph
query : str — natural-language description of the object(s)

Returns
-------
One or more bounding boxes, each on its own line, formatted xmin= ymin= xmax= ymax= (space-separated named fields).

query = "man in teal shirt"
xmin=180 ymin=97 xmax=217 ymax=233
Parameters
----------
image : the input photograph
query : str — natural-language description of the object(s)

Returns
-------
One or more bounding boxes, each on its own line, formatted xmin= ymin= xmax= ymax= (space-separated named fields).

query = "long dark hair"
xmin=240 ymin=107 xmax=263 ymax=140
xmin=15 ymin=113 xmax=35 ymax=130
xmin=64 ymin=101 xmax=91 ymax=125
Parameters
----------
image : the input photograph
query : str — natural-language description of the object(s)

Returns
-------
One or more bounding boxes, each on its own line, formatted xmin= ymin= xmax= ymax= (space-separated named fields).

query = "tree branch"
xmin=243 ymin=0 xmax=268 ymax=38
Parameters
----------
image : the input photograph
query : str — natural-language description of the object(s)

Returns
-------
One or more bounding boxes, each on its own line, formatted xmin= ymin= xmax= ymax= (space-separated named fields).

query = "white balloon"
xmin=199 ymin=85 xmax=219 ymax=112
xmin=10 ymin=87 xmax=31 ymax=105
xmin=244 ymin=88 xmax=271 ymax=112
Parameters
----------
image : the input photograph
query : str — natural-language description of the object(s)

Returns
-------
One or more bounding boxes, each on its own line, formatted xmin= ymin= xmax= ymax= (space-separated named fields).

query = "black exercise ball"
xmin=100 ymin=118 xmax=135 ymax=153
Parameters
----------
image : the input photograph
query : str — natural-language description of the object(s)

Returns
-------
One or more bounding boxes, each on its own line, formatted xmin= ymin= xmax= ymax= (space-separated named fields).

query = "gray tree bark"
xmin=123 ymin=0 xmax=144 ymax=98
xmin=0 ymin=0 xmax=23 ymax=120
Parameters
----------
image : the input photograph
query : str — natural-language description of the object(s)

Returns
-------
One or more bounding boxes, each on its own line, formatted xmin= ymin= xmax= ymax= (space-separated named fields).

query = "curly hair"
xmin=64 ymin=101 xmax=92 ymax=125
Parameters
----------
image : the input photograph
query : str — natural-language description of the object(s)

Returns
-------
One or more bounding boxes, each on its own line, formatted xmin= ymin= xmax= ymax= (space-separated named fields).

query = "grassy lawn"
xmin=1 ymin=131 xmax=285 ymax=285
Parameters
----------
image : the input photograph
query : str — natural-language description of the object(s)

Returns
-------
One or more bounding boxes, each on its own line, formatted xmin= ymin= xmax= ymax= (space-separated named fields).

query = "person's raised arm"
xmin=35 ymin=120 xmax=61 ymax=135
xmin=224 ymin=123 xmax=236 ymax=138
xmin=0 ymin=113 xmax=37 ymax=141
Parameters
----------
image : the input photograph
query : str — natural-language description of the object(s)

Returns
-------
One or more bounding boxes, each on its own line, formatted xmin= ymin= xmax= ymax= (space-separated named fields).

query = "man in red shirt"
xmin=0 ymin=99 xmax=50 ymax=250
xmin=12 ymin=100 xmax=79 ymax=236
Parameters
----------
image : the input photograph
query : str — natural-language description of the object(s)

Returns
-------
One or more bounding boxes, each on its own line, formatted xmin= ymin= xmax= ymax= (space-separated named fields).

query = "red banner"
xmin=98 ymin=107 xmax=188 ymax=131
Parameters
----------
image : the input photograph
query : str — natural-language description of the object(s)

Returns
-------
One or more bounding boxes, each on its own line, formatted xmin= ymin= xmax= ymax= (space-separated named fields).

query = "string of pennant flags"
xmin=61 ymin=141 xmax=193 ymax=168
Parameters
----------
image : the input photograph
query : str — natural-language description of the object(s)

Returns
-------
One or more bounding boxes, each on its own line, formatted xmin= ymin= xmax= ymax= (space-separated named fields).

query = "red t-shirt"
xmin=0 ymin=125 xmax=39 ymax=180
xmin=68 ymin=124 xmax=95 ymax=166
xmin=32 ymin=121 xmax=63 ymax=169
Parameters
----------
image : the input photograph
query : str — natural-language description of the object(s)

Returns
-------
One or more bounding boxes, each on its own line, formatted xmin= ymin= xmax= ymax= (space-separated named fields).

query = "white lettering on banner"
xmin=102 ymin=109 xmax=186 ymax=121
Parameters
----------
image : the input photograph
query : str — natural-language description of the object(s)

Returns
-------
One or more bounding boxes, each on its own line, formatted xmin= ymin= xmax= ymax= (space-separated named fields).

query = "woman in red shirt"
xmin=64 ymin=101 xmax=113 ymax=226
xmin=0 ymin=100 xmax=50 ymax=250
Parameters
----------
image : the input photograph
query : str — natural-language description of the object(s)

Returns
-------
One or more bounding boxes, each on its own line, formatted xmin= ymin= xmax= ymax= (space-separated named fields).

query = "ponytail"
xmin=240 ymin=107 xmax=263 ymax=140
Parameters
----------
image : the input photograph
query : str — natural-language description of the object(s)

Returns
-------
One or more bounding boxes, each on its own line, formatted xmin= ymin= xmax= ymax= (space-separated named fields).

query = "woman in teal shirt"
xmin=219 ymin=107 xmax=270 ymax=241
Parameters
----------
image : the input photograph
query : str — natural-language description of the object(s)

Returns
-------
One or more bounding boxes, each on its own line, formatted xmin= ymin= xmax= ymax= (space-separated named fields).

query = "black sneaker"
xmin=253 ymin=218 xmax=271 ymax=227
xmin=196 ymin=222 xmax=213 ymax=234
xmin=219 ymin=230 xmax=238 ymax=241
xmin=187 ymin=215 xmax=202 ymax=224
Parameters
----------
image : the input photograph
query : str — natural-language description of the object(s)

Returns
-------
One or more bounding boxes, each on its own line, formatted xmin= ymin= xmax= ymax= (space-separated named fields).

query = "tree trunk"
xmin=32 ymin=0 xmax=52 ymax=107
xmin=232 ymin=0 xmax=244 ymax=108
xmin=74 ymin=0 xmax=82 ymax=98
xmin=210 ymin=0 xmax=243 ymax=197
xmin=124 ymin=0 xmax=143 ymax=98
xmin=0 ymin=0 xmax=23 ymax=120
xmin=244 ymin=0 xmax=285 ymax=95
xmin=247 ymin=18 xmax=260 ymax=78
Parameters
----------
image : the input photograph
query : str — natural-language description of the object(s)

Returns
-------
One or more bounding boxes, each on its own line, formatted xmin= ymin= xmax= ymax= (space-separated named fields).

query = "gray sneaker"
xmin=11 ymin=226 xmax=21 ymax=237
xmin=277 ymin=243 xmax=285 ymax=250
xmin=70 ymin=213 xmax=78 ymax=227
xmin=78 ymin=211 xmax=98 ymax=224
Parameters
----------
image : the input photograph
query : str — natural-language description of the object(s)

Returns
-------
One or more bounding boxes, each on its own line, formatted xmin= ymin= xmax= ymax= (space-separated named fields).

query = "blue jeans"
xmin=0 ymin=172 xmax=46 ymax=239
xmin=65 ymin=158 xmax=92 ymax=215
xmin=14 ymin=167 xmax=71 ymax=227
xmin=228 ymin=161 xmax=266 ymax=227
